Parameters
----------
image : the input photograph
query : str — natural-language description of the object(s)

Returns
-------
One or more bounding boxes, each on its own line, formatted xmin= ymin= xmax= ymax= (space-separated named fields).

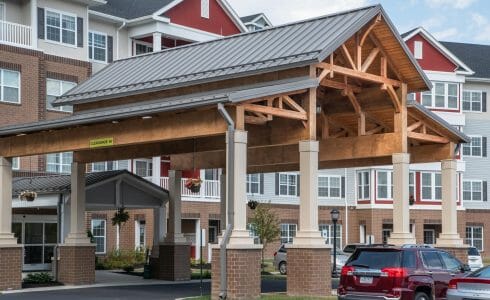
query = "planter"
xmin=19 ymin=191 xmax=37 ymax=202
xmin=185 ymin=178 xmax=202 ymax=193
xmin=189 ymin=185 xmax=201 ymax=193
xmin=248 ymin=200 xmax=259 ymax=210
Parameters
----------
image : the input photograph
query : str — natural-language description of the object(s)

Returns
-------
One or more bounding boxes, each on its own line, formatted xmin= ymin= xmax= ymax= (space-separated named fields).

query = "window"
xmin=45 ymin=9 xmax=76 ymax=46
xmin=357 ymin=171 xmax=370 ymax=200
xmin=280 ymin=223 xmax=296 ymax=244
xmin=421 ymin=172 xmax=442 ymax=201
xmin=247 ymin=223 xmax=260 ymax=244
xmin=12 ymin=157 xmax=19 ymax=170
xmin=247 ymin=174 xmax=261 ymax=194
xmin=463 ymin=136 xmax=483 ymax=157
xmin=319 ymin=224 xmax=342 ymax=248
xmin=318 ymin=175 xmax=341 ymax=198
xmin=135 ymin=220 xmax=145 ymax=249
xmin=201 ymin=0 xmax=209 ymax=18
xmin=204 ymin=169 xmax=219 ymax=181
xmin=91 ymin=160 xmax=129 ymax=172
xmin=47 ymin=79 xmax=76 ymax=112
xmin=414 ymin=41 xmax=423 ymax=59
xmin=439 ymin=251 xmax=462 ymax=271
xmin=279 ymin=173 xmax=297 ymax=196
xmin=423 ymin=229 xmax=435 ymax=244
xmin=376 ymin=171 xmax=393 ymax=199
xmin=421 ymin=82 xmax=459 ymax=109
xmin=134 ymin=42 xmax=153 ymax=55
xmin=407 ymin=93 xmax=416 ymax=101
xmin=89 ymin=32 xmax=107 ymax=63
xmin=134 ymin=160 xmax=152 ymax=177
xmin=463 ymin=91 xmax=483 ymax=112
xmin=382 ymin=228 xmax=392 ymax=244
xmin=46 ymin=152 xmax=72 ymax=173
xmin=0 ymin=69 xmax=20 ymax=104
xmin=466 ymin=226 xmax=483 ymax=251
xmin=409 ymin=172 xmax=415 ymax=198
xmin=463 ymin=180 xmax=482 ymax=201
xmin=421 ymin=251 xmax=444 ymax=269
xmin=91 ymin=219 xmax=106 ymax=254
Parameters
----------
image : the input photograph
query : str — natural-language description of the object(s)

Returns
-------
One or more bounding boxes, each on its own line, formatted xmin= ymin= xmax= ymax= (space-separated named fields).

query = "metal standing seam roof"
xmin=54 ymin=4 xmax=429 ymax=107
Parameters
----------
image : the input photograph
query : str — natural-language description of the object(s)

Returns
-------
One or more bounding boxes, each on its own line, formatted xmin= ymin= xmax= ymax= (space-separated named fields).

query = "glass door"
xmin=20 ymin=222 xmax=58 ymax=271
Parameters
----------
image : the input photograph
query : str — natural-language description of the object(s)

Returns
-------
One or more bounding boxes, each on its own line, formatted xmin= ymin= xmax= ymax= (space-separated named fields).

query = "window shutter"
xmin=341 ymin=176 xmax=346 ymax=198
xmin=38 ymin=7 xmax=45 ymax=39
xmin=484 ymin=181 xmax=487 ymax=202
xmin=275 ymin=173 xmax=279 ymax=195
xmin=77 ymin=17 xmax=83 ymax=47
xmin=483 ymin=137 xmax=487 ymax=157
xmin=259 ymin=174 xmax=264 ymax=194
xmin=483 ymin=92 xmax=487 ymax=112
xmin=107 ymin=35 xmax=113 ymax=63
xmin=296 ymin=174 xmax=300 ymax=196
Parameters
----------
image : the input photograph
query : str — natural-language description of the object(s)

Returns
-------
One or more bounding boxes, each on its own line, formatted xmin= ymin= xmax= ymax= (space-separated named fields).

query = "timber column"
xmin=155 ymin=170 xmax=191 ymax=281
xmin=388 ymin=153 xmax=416 ymax=245
xmin=0 ymin=157 xmax=22 ymax=291
xmin=436 ymin=160 xmax=467 ymax=262
xmin=58 ymin=162 xmax=95 ymax=285
xmin=287 ymin=140 xmax=331 ymax=297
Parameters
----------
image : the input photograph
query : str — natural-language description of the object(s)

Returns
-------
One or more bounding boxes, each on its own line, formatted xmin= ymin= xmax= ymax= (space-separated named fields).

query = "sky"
xmin=227 ymin=0 xmax=490 ymax=44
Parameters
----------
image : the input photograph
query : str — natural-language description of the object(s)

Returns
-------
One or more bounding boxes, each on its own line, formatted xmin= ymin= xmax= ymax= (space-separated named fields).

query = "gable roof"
xmin=90 ymin=0 xmax=174 ymax=19
xmin=240 ymin=13 xmax=273 ymax=27
xmin=402 ymin=27 xmax=474 ymax=75
xmin=54 ymin=4 xmax=430 ymax=107
xmin=441 ymin=41 xmax=490 ymax=80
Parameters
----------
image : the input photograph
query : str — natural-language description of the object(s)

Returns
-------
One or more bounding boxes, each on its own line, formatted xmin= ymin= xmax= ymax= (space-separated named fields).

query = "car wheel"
xmin=279 ymin=262 xmax=287 ymax=275
xmin=414 ymin=292 xmax=430 ymax=300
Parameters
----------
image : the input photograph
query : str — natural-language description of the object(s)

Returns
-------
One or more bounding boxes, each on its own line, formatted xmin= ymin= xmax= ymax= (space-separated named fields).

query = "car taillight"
xmin=448 ymin=279 xmax=458 ymax=290
xmin=380 ymin=267 xmax=408 ymax=278
xmin=449 ymin=278 xmax=490 ymax=290
xmin=273 ymin=252 xmax=277 ymax=257
xmin=341 ymin=266 xmax=354 ymax=276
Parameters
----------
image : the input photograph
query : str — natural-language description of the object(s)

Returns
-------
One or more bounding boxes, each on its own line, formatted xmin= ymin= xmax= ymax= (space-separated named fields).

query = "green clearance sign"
xmin=89 ymin=137 xmax=114 ymax=148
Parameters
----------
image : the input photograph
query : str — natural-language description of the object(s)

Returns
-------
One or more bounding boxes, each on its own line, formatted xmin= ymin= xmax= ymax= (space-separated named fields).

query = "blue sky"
xmin=228 ymin=0 xmax=490 ymax=44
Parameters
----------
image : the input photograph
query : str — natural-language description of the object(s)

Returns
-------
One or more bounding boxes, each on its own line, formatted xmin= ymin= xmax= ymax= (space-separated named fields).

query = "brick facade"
xmin=211 ymin=247 xmax=261 ymax=300
xmin=151 ymin=243 xmax=191 ymax=281
xmin=0 ymin=247 xmax=22 ymax=291
xmin=57 ymin=245 xmax=95 ymax=285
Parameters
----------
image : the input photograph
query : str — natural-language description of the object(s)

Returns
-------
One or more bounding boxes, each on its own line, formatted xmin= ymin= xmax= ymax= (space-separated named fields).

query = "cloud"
xmin=471 ymin=13 xmax=487 ymax=27
xmin=420 ymin=16 xmax=446 ymax=30
xmin=469 ymin=13 xmax=490 ymax=42
xmin=227 ymin=0 xmax=371 ymax=25
xmin=432 ymin=28 xmax=460 ymax=40
xmin=425 ymin=0 xmax=477 ymax=9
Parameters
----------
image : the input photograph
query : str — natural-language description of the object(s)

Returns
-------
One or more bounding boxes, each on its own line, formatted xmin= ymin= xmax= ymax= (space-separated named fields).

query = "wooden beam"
xmin=320 ymin=111 xmax=329 ymax=139
xmin=361 ymin=48 xmax=380 ymax=72
xmin=365 ymin=125 xmax=384 ymax=135
xmin=320 ymin=78 xmax=362 ymax=93
xmin=356 ymin=33 xmax=362 ymax=71
xmin=380 ymin=56 xmax=387 ymax=78
xmin=241 ymin=103 xmax=307 ymax=121
xmin=393 ymin=83 xmax=408 ymax=152
xmin=407 ymin=132 xmax=449 ymax=144
xmin=318 ymin=63 xmax=401 ymax=87
xmin=360 ymin=14 xmax=381 ymax=46
xmin=358 ymin=111 xmax=366 ymax=136
xmin=235 ymin=105 xmax=245 ymax=130
xmin=344 ymin=89 xmax=362 ymax=115
xmin=341 ymin=44 xmax=357 ymax=70
xmin=385 ymin=84 xmax=401 ymax=113
xmin=407 ymin=121 xmax=423 ymax=132
xmin=245 ymin=115 xmax=267 ymax=125
xmin=303 ymin=87 xmax=317 ymax=139
xmin=282 ymin=95 xmax=306 ymax=113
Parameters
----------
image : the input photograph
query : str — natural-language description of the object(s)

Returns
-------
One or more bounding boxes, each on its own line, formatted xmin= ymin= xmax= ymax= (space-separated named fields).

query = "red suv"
xmin=337 ymin=246 xmax=470 ymax=300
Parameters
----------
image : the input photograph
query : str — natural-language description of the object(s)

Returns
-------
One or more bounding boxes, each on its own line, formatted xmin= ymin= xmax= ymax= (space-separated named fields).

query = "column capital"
xmin=0 ymin=157 xmax=11 ymax=167
xmin=441 ymin=159 xmax=457 ymax=170
xmin=392 ymin=152 xmax=410 ymax=164
xmin=299 ymin=140 xmax=319 ymax=152
xmin=226 ymin=130 xmax=248 ymax=144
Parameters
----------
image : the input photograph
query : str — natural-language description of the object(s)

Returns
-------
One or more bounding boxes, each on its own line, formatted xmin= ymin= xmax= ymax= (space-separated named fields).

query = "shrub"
xmin=24 ymin=272 xmax=54 ymax=284
xmin=122 ymin=264 xmax=135 ymax=273
xmin=101 ymin=249 xmax=147 ymax=270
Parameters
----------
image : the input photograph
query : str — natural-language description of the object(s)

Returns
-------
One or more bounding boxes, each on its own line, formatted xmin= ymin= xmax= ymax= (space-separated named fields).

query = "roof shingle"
xmin=441 ymin=41 xmax=490 ymax=79
xmin=90 ymin=0 xmax=174 ymax=19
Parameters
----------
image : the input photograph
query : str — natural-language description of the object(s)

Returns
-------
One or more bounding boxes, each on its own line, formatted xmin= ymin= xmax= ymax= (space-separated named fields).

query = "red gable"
xmin=406 ymin=34 xmax=457 ymax=72
xmin=164 ymin=0 xmax=242 ymax=36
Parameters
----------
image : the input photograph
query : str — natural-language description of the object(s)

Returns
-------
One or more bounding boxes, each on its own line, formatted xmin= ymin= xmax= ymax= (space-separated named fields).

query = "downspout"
xmin=344 ymin=168 xmax=348 ymax=245
xmin=217 ymin=103 xmax=234 ymax=300
xmin=54 ymin=193 xmax=63 ymax=282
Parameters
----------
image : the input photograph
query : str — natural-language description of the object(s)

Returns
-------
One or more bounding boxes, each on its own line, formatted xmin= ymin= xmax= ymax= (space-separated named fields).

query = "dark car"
xmin=337 ymin=246 xmax=470 ymax=300
xmin=343 ymin=243 xmax=395 ymax=255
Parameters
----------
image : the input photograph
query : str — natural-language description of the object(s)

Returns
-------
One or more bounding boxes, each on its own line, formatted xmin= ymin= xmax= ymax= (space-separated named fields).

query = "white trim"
xmin=420 ymin=172 xmax=442 ymax=202
xmin=200 ymin=0 xmax=209 ymax=19
xmin=318 ymin=175 xmax=341 ymax=199
xmin=356 ymin=170 xmax=371 ymax=201
xmin=0 ymin=69 xmax=21 ymax=104
xmin=46 ymin=78 xmax=76 ymax=112
xmin=88 ymin=30 xmax=108 ymax=63
xmin=243 ymin=13 xmax=273 ymax=28
xmin=376 ymin=170 xmax=393 ymax=200
xmin=462 ymin=90 xmax=483 ymax=113
xmin=12 ymin=157 xmax=19 ymax=170
xmin=414 ymin=40 xmax=423 ymax=59
xmin=44 ymin=7 xmax=78 ymax=48
xmin=421 ymin=81 xmax=460 ymax=110
xmin=466 ymin=226 xmax=484 ymax=251
xmin=462 ymin=179 xmax=483 ymax=202
xmin=91 ymin=219 xmax=107 ymax=255
xmin=152 ymin=0 xmax=184 ymax=18
xmin=462 ymin=135 xmax=483 ymax=158
xmin=278 ymin=172 xmax=298 ymax=197
xmin=215 ymin=0 xmax=247 ymax=33
xmin=89 ymin=10 xmax=127 ymax=23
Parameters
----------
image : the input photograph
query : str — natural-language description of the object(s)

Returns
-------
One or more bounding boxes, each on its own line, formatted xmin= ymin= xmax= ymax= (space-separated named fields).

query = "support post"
xmin=152 ymin=32 xmax=162 ymax=52
xmin=388 ymin=153 xmax=416 ymax=245
xmin=152 ymin=156 xmax=161 ymax=186
xmin=220 ymin=173 xmax=226 ymax=232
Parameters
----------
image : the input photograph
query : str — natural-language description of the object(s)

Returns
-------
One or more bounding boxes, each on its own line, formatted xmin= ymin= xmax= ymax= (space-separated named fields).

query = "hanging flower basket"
xmin=185 ymin=178 xmax=202 ymax=193
xmin=112 ymin=208 xmax=130 ymax=226
xmin=247 ymin=200 xmax=259 ymax=210
xmin=19 ymin=191 xmax=37 ymax=202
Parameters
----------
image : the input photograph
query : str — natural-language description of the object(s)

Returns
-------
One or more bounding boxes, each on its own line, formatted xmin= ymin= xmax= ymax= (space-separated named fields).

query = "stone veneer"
xmin=211 ymin=247 xmax=261 ymax=300
xmin=152 ymin=243 xmax=191 ymax=281
xmin=57 ymin=245 xmax=95 ymax=285
xmin=0 ymin=247 xmax=22 ymax=291
xmin=287 ymin=247 xmax=331 ymax=297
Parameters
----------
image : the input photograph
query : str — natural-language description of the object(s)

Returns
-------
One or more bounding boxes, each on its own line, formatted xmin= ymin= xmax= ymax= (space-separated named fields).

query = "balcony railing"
xmin=0 ymin=20 xmax=33 ymax=48
xmin=145 ymin=177 xmax=220 ymax=199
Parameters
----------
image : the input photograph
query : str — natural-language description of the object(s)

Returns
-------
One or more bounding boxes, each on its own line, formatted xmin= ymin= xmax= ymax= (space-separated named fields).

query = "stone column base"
xmin=57 ymin=245 xmax=95 ymax=285
xmin=388 ymin=232 xmax=416 ymax=245
xmin=286 ymin=245 xmax=331 ymax=297
xmin=0 ymin=246 xmax=22 ymax=291
xmin=152 ymin=243 xmax=191 ymax=281
xmin=211 ymin=245 xmax=262 ymax=300
xmin=436 ymin=246 xmax=470 ymax=264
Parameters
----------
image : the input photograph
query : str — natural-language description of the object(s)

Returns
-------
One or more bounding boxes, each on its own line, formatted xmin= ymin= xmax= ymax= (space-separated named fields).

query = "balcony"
xmin=145 ymin=177 xmax=221 ymax=200
xmin=0 ymin=20 xmax=33 ymax=48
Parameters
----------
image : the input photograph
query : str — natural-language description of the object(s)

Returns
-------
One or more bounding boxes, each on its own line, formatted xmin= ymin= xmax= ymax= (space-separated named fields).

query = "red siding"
xmin=164 ymin=0 xmax=241 ymax=36
xmin=406 ymin=34 xmax=457 ymax=72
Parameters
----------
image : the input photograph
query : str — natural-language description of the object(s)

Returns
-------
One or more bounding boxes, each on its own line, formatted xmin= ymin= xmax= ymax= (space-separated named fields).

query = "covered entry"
xmin=0 ymin=4 xmax=468 ymax=298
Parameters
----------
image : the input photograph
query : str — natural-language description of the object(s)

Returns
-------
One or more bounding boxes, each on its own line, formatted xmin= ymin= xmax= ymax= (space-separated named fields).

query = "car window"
xmin=421 ymin=251 xmax=444 ymax=269
xmin=402 ymin=251 xmax=417 ymax=268
xmin=468 ymin=247 xmax=480 ymax=256
xmin=439 ymin=252 xmax=461 ymax=271
xmin=469 ymin=267 xmax=490 ymax=278
xmin=347 ymin=250 xmax=401 ymax=269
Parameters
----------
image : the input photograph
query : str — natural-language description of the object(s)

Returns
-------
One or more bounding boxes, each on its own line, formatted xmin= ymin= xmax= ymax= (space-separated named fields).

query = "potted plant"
xmin=112 ymin=208 xmax=130 ymax=227
xmin=19 ymin=190 xmax=37 ymax=202
xmin=247 ymin=199 xmax=259 ymax=210
xmin=185 ymin=178 xmax=202 ymax=193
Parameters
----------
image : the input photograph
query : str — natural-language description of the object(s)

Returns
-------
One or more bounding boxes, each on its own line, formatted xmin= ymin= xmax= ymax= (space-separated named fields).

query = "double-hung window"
xmin=318 ymin=175 xmax=341 ymax=198
xmin=46 ymin=9 xmax=76 ymax=46
xmin=47 ymin=79 xmax=76 ymax=112
xmin=463 ymin=91 xmax=483 ymax=112
xmin=280 ymin=223 xmax=296 ymax=244
xmin=91 ymin=219 xmax=106 ymax=254
xmin=12 ymin=157 xmax=19 ymax=170
xmin=46 ymin=152 xmax=72 ymax=173
xmin=376 ymin=170 xmax=393 ymax=199
xmin=279 ymin=173 xmax=297 ymax=196
xmin=246 ymin=174 xmax=261 ymax=194
xmin=134 ymin=159 xmax=152 ymax=177
xmin=91 ymin=160 xmax=129 ymax=172
xmin=357 ymin=171 xmax=370 ymax=200
xmin=463 ymin=180 xmax=483 ymax=201
xmin=89 ymin=32 xmax=107 ymax=63
xmin=421 ymin=82 xmax=459 ymax=109
xmin=421 ymin=172 xmax=442 ymax=201
xmin=0 ymin=69 xmax=20 ymax=104
xmin=135 ymin=220 xmax=146 ymax=250
xmin=466 ymin=226 xmax=483 ymax=251
xmin=463 ymin=136 xmax=484 ymax=157
xmin=319 ymin=224 xmax=342 ymax=248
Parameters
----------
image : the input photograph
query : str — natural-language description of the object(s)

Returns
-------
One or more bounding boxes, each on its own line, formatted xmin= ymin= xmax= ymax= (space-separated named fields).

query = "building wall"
xmin=405 ymin=33 xmax=457 ymax=72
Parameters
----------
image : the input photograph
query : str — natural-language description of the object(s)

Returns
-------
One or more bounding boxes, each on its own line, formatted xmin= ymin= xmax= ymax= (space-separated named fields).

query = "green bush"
xmin=24 ymin=272 xmax=54 ymax=284
xmin=100 ymin=249 xmax=147 ymax=270
xmin=191 ymin=269 xmax=211 ymax=279
xmin=122 ymin=264 xmax=135 ymax=273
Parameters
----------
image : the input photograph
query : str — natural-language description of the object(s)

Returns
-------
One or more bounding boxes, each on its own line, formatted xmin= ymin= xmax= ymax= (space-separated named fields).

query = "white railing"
xmin=145 ymin=176 xmax=220 ymax=199
xmin=0 ymin=20 xmax=33 ymax=48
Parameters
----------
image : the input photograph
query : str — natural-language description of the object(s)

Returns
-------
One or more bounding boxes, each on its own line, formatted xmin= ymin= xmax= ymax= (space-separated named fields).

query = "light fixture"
xmin=331 ymin=208 xmax=340 ymax=278
xmin=330 ymin=209 xmax=340 ymax=222
xmin=141 ymin=116 xmax=152 ymax=120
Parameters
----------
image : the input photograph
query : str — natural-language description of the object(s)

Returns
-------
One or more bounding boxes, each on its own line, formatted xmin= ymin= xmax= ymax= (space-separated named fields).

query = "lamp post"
xmin=331 ymin=209 xmax=340 ymax=278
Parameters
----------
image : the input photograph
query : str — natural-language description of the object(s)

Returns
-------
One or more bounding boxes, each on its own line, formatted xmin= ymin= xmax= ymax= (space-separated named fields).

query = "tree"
xmin=250 ymin=202 xmax=281 ymax=271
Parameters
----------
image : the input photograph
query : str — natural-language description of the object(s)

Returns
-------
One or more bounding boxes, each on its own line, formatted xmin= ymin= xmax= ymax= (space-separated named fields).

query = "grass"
xmin=185 ymin=296 xmax=336 ymax=300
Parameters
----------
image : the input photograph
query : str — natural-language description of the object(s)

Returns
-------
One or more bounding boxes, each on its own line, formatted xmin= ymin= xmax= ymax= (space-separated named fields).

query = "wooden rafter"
xmin=407 ymin=132 xmax=449 ymax=144
xmin=407 ymin=121 xmax=423 ymax=132
xmin=282 ymin=95 xmax=306 ymax=114
xmin=361 ymin=47 xmax=380 ymax=72
xmin=317 ymin=62 xmax=401 ymax=87
xmin=341 ymin=44 xmax=357 ymax=70
xmin=320 ymin=78 xmax=362 ymax=93
xmin=360 ymin=14 xmax=382 ymax=47
xmin=241 ymin=103 xmax=307 ymax=121
xmin=343 ymin=89 xmax=362 ymax=115
xmin=365 ymin=125 xmax=384 ymax=135
xmin=384 ymin=84 xmax=401 ymax=113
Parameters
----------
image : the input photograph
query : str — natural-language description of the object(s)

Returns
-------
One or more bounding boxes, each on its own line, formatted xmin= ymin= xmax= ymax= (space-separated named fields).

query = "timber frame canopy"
xmin=0 ymin=4 xmax=468 ymax=172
